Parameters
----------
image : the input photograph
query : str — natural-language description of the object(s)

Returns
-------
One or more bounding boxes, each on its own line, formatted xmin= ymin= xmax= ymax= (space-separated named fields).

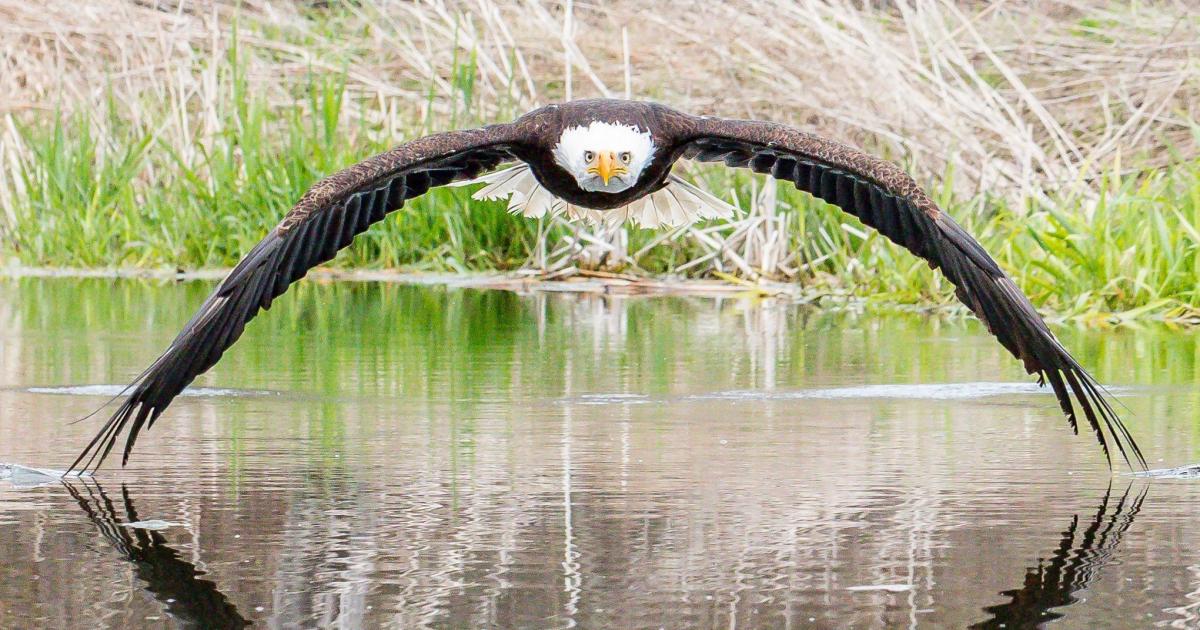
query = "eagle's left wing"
xmin=678 ymin=116 xmax=1144 ymax=469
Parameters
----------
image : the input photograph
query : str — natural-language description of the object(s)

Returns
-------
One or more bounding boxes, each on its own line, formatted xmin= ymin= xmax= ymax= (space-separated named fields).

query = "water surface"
xmin=2 ymin=277 xmax=1200 ymax=628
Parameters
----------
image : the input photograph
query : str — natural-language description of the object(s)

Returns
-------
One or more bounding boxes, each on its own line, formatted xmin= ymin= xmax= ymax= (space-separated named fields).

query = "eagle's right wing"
xmin=70 ymin=123 xmax=525 ymax=473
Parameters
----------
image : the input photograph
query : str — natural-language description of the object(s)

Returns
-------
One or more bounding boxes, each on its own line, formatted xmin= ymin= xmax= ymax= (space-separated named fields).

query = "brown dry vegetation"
xmin=4 ymin=1 xmax=1196 ymax=192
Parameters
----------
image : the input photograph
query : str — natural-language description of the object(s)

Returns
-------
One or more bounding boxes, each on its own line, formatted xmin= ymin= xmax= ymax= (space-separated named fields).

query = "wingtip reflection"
xmin=62 ymin=479 xmax=251 ymax=628
xmin=971 ymin=483 xmax=1147 ymax=629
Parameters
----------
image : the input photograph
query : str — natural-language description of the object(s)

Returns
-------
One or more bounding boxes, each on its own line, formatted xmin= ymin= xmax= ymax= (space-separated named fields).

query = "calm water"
xmin=2 ymin=277 xmax=1200 ymax=629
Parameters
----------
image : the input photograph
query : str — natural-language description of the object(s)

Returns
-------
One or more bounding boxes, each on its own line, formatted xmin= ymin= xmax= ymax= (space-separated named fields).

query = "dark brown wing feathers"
xmin=69 ymin=124 xmax=522 ymax=472
xmin=684 ymin=117 xmax=1144 ymax=468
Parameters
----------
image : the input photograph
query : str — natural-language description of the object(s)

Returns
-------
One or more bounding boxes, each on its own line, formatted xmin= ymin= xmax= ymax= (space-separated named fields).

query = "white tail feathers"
xmin=452 ymin=165 xmax=735 ymax=228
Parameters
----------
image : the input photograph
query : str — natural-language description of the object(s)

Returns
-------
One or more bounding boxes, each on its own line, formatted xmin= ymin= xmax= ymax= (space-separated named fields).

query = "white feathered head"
xmin=551 ymin=121 xmax=656 ymax=193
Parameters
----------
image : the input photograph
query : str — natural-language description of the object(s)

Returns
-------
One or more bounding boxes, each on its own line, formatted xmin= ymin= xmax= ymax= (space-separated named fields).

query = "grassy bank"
xmin=2 ymin=1 xmax=1199 ymax=322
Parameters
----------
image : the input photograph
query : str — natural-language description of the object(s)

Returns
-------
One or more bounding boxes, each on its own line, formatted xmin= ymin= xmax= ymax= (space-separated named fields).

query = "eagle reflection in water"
xmin=973 ymin=483 xmax=1147 ymax=629
xmin=63 ymin=480 xmax=249 ymax=629
xmin=59 ymin=480 xmax=1145 ymax=628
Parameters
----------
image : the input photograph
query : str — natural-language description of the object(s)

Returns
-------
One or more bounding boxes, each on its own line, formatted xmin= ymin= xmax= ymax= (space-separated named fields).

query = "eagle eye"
xmin=583 ymin=150 xmax=595 ymax=162
xmin=619 ymin=151 xmax=632 ymax=164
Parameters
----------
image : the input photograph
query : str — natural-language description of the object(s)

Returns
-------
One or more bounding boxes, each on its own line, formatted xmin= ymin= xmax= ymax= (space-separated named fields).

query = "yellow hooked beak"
xmin=587 ymin=151 xmax=628 ymax=185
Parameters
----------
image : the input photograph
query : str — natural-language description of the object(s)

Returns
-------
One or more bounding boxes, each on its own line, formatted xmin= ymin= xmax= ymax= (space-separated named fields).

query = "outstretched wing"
xmin=682 ymin=116 xmax=1144 ymax=468
xmin=71 ymin=124 xmax=524 ymax=472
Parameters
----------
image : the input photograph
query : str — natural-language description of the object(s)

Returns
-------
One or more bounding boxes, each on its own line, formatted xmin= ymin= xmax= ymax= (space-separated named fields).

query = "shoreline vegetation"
xmin=2 ymin=1 xmax=1199 ymax=322
xmin=0 ymin=265 xmax=1190 ymax=328
xmin=0 ymin=265 xmax=838 ymax=302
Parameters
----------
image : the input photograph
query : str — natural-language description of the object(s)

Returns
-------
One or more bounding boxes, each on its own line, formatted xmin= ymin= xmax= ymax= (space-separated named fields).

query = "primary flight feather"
xmin=68 ymin=99 xmax=1145 ymax=473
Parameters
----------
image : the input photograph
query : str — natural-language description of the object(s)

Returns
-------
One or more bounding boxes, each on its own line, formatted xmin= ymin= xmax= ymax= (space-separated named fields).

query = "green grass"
xmin=3 ymin=35 xmax=1200 ymax=324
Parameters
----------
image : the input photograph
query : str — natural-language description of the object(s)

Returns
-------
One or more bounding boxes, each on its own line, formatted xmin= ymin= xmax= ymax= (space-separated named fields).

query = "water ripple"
xmin=22 ymin=384 xmax=279 ymax=398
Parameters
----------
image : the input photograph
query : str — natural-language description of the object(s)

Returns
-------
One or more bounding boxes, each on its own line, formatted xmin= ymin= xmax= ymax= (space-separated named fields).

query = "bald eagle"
xmin=68 ymin=99 xmax=1144 ymax=473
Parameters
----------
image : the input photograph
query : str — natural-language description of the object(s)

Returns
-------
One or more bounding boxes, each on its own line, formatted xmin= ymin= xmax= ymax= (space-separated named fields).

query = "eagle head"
xmin=552 ymin=121 xmax=656 ymax=194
